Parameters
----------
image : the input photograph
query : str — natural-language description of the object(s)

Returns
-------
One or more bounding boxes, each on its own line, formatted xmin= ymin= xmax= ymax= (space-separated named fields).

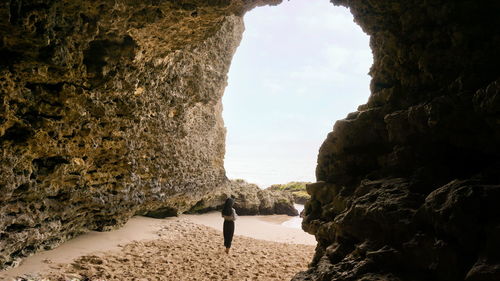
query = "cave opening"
xmin=222 ymin=0 xmax=373 ymax=188
xmin=0 ymin=0 xmax=499 ymax=279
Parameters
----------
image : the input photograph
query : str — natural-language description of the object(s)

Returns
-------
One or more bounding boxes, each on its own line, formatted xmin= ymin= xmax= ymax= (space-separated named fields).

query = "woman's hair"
xmin=222 ymin=198 xmax=234 ymax=216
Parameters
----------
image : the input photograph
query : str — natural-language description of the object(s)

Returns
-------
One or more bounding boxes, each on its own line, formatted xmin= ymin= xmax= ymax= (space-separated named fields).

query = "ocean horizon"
xmin=224 ymin=141 xmax=318 ymax=188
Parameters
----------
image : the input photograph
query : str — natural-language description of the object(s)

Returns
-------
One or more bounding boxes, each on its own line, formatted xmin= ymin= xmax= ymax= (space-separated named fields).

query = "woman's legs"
xmin=223 ymin=220 xmax=235 ymax=253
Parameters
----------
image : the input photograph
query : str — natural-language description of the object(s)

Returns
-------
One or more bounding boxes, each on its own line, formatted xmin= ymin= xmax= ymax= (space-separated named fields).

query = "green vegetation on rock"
xmin=267 ymin=182 xmax=311 ymax=204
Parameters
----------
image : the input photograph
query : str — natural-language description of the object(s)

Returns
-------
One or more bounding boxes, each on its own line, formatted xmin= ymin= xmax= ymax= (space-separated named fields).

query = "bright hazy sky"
xmin=222 ymin=0 xmax=373 ymax=188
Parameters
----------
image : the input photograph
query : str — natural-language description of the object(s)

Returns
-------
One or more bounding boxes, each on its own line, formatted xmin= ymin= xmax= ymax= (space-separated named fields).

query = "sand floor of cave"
xmin=1 ymin=213 xmax=315 ymax=280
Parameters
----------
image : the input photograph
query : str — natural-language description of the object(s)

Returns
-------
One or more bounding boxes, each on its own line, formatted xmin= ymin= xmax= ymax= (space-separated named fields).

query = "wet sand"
xmin=1 ymin=213 xmax=316 ymax=281
xmin=181 ymin=211 xmax=315 ymax=245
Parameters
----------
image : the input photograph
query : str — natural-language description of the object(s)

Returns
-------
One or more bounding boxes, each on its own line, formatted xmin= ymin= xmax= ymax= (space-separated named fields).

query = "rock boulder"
xmin=188 ymin=179 xmax=298 ymax=216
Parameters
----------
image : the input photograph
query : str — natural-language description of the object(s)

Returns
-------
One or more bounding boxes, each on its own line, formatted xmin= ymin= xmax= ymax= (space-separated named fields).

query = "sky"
xmin=222 ymin=0 xmax=373 ymax=188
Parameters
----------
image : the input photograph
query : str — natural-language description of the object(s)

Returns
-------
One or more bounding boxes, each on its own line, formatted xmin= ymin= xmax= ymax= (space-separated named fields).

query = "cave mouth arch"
xmin=1 ymin=0 xmax=499 ymax=278
xmin=222 ymin=0 xmax=373 ymax=188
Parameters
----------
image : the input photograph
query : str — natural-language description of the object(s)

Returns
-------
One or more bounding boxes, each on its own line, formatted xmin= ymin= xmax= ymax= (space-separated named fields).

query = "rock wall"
xmin=1 ymin=0 xmax=499 ymax=279
xmin=0 ymin=0 xmax=278 ymax=269
xmin=296 ymin=0 xmax=500 ymax=280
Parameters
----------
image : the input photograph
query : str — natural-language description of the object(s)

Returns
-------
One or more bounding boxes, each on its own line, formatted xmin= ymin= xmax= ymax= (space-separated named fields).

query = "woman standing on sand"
xmin=221 ymin=198 xmax=237 ymax=254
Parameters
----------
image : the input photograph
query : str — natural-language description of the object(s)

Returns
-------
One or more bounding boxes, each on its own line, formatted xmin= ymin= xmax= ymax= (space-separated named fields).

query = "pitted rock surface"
xmin=297 ymin=0 xmax=500 ymax=280
xmin=0 ymin=0 xmax=280 ymax=269
xmin=1 ymin=0 xmax=500 ymax=279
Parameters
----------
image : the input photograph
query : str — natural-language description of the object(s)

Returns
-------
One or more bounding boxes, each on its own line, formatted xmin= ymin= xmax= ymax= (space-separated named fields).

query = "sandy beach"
xmin=1 ymin=213 xmax=316 ymax=281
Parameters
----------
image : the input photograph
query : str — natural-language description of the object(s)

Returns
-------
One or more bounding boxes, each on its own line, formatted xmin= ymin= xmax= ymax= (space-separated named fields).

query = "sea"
xmin=282 ymin=204 xmax=305 ymax=229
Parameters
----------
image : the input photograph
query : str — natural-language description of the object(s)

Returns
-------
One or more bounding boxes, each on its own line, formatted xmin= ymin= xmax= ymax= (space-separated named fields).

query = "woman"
xmin=221 ymin=197 xmax=237 ymax=254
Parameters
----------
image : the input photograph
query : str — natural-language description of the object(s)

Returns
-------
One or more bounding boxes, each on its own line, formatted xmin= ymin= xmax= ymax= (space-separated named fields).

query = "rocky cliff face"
xmin=1 ymin=0 xmax=499 ymax=279
xmin=296 ymin=1 xmax=500 ymax=280
xmin=0 ymin=0 xmax=278 ymax=269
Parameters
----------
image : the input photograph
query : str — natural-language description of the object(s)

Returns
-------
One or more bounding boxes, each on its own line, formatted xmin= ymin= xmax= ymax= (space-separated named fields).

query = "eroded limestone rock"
xmin=188 ymin=179 xmax=298 ymax=216
xmin=1 ymin=0 xmax=500 ymax=279
xmin=296 ymin=0 xmax=500 ymax=280
xmin=0 ymin=0 xmax=280 ymax=269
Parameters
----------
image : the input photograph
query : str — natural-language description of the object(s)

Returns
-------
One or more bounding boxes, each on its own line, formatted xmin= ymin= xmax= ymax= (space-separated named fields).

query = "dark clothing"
xmin=223 ymin=220 xmax=235 ymax=248
xmin=222 ymin=198 xmax=235 ymax=216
